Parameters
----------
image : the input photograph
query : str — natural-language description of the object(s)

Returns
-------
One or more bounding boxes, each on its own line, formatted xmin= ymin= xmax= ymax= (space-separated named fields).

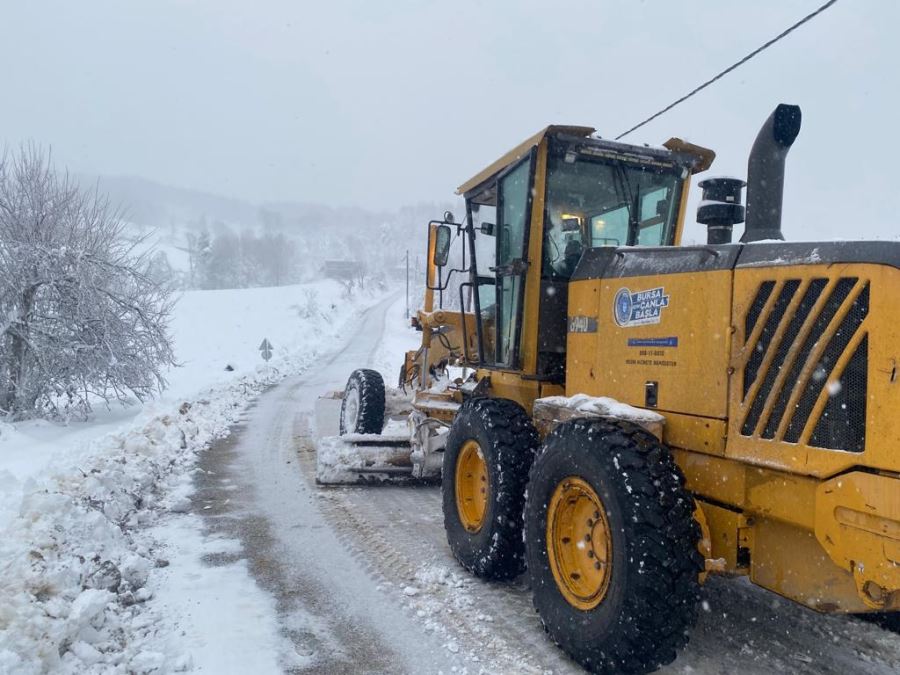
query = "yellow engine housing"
xmin=567 ymin=241 xmax=900 ymax=612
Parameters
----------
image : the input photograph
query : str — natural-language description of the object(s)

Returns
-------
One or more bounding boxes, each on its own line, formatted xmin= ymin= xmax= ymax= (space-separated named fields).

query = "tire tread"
xmin=526 ymin=418 xmax=703 ymax=675
xmin=442 ymin=397 xmax=539 ymax=580
xmin=339 ymin=368 xmax=385 ymax=435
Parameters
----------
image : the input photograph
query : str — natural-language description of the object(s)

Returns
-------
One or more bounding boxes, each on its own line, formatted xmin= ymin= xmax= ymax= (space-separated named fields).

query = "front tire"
xmin=339 ymin=369 xmax=385 ymax=435
xmin=442 ymin=398 xmax=538 ymax=580
xmin=524 ymin=418 xmax=703 ymax=675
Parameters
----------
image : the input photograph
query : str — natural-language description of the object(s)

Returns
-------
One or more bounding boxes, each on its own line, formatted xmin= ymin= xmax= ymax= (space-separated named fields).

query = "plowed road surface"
xmin=192 ymin=296 xmax=900 ymax=674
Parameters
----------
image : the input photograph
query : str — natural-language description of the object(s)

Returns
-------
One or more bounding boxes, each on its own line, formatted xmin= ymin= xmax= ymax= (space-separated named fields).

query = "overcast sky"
xmin=1 ymin=0 xmax=896 ymax=241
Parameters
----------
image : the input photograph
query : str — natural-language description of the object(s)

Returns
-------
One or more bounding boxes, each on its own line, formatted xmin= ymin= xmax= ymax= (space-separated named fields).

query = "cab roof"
xmin=456 ymin=125 xmax=594 ymax=197
xmin=455 ymin=125 xmax=715 ymax=198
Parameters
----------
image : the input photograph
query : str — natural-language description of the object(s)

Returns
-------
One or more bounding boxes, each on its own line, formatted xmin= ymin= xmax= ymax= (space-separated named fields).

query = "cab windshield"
xmin=543 ymin=141 xmax=685 ymax=278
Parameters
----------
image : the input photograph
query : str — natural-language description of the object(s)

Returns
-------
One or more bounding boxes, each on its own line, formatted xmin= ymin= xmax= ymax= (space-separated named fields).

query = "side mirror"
xmin=432 ymin=224 xmax=452 ymax=268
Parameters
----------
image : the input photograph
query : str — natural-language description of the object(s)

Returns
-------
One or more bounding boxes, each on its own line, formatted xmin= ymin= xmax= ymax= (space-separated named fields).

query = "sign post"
xmin=259 ymin=338 xmax=273 ymax=376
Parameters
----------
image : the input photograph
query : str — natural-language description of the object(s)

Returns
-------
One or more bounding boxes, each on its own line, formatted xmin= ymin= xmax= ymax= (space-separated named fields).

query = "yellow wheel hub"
xmin=455 ymin=440 xmax=489 ymax=532
xmin=547 ymin=477 xmax=613 ymax=610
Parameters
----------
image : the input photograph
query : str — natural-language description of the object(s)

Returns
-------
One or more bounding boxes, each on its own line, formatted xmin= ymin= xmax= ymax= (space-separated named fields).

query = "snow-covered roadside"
xmin=0 ymin=280 xmax=397 ymax=673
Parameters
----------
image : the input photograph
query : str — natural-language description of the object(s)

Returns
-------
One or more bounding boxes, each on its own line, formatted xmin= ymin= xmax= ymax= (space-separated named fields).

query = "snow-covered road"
xmin=183 ymin=297 xmax=900 ymax=674
xmin=185 ymin=294 xmax=449 ymax=673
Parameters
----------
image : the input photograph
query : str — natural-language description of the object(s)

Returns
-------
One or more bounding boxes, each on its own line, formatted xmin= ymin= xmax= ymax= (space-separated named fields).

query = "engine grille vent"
xmin=810 ymin=335 xmax=868 ymax=453
xmin=738 ymin=277 xmax=869 ymax=452
xmin=743 ymin=280 xmax=797 ymax=398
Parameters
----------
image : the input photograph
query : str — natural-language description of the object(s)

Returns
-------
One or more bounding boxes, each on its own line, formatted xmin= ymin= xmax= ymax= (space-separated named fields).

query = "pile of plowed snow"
xmin=0 ymin=381 xmax=262 ymax=673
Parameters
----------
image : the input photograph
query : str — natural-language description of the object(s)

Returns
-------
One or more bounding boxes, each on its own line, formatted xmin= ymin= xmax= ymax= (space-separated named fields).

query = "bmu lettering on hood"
xmin=614 ymin=286 xmax=670 ymax=327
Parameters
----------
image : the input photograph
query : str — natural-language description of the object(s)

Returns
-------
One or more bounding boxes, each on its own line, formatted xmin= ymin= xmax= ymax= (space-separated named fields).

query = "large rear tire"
xmin=442 ymin=398 xmax=539 ymax=580
xmin=339 ymin=369 xmax=385 ymax=435
xmin=524 ymin=418 xmax=703 ymax=675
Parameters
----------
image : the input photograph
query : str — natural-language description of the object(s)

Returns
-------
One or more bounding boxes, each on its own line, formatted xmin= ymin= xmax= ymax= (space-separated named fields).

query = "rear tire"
xmin=442 ymin=398 xmax=539 ymax=580
xmin=339 ymin=369 xmax=385 ymax=435
xmin=524 ymin=418 xmax=703 ymax=675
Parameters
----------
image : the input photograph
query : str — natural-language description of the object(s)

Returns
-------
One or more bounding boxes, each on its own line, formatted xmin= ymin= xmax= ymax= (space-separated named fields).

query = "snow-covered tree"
xmin=206 ymin=230 xmax=240 ymax=289
xmin=0 ymin=145 xmax=176 ymax=419
xmin=259 ymin=231 xmax=296 ymax=286
xmin=146 ymin=250 xmax=173 ymax=286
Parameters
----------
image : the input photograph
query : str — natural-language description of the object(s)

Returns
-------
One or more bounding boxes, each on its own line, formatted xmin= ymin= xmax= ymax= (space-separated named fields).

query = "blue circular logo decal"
xmin=614 ymin=288 xmax=632 ymax=326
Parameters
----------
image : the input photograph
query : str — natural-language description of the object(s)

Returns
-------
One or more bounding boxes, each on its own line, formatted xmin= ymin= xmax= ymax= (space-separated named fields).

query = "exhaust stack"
xmin=741 ymin=104 xmax=802 ymax=242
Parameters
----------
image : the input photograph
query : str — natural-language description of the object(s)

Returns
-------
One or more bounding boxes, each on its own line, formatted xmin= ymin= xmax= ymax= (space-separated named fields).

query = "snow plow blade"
xmin=314 ymin=379 xmax=445 ymax=485
xmin=315 ymin=433 xmax=416 ymax=485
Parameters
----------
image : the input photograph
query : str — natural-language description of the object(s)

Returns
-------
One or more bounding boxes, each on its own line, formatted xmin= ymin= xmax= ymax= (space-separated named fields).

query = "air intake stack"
xmin=697 ymin=177 xmax=746 ymax=245
xmin=742 ymin=103 xmax=802 ymax=242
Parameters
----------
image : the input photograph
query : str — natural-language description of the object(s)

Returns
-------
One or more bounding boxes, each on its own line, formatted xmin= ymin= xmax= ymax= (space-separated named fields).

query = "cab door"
xmin=493 ymin=154 xmax=535 ymax=367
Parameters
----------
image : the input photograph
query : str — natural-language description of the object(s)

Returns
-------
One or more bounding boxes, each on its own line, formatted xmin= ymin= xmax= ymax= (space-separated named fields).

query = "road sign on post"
xmin=259 ymin=338 xmax=273 ymax=362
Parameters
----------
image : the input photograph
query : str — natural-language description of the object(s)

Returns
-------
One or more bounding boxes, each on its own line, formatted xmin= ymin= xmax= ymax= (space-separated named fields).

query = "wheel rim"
xmin=343 ymin=387 xmax=360 ymax=431
xmin=455 ymin=439 xmax=488 ymax=532
xmin=546 ymin=477 xmax=613 ymax=610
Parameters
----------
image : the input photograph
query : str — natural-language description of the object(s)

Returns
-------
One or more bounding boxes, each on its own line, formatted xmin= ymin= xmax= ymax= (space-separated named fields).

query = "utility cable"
xmin=615 ymin=0 xmax=840 ymax=140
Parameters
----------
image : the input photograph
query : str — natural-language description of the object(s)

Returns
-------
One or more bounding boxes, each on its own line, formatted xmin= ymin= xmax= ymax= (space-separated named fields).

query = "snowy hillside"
xmin=93 ymin=174 xmax=444 ymax=291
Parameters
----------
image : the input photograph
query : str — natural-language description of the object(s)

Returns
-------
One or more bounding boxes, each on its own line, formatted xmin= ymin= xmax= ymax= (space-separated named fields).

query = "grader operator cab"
xmin=319 ymin=104 xmax=900 ymax=674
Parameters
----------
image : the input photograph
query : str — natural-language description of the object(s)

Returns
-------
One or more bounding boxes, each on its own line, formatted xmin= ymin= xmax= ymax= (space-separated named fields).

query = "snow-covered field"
xmin=0 ymin=279 xmax=395 ymax=673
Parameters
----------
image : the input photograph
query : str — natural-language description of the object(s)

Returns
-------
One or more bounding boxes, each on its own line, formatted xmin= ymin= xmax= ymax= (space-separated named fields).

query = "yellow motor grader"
xmin=321 ymin=104 xmax=900 ymax=674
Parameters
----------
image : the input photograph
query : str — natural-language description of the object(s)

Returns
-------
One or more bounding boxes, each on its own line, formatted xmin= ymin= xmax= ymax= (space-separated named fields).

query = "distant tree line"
xmin=94 ymin=179 xmax=455 ymax=299
xmin=185 ymin=227 xmax=299 ymax=290
xmin=176 ymin=221 xmax=420 ymax=292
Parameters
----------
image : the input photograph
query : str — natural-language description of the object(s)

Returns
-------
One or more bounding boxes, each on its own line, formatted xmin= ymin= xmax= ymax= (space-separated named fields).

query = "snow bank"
xmin=0 ymin=383 xmax=256 ymax=673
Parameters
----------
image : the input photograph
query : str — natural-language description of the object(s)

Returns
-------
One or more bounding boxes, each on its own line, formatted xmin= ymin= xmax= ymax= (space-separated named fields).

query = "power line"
xmin=615 ymin=0 xmax=841 ymax=141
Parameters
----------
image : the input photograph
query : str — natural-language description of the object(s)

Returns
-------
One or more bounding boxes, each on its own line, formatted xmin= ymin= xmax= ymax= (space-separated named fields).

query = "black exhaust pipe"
xmin=741 ymin=104 xmax=802 ymax=242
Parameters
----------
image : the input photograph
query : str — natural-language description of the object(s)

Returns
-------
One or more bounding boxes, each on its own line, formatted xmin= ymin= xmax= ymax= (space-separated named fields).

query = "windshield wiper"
xmin=628 ymin=183 xmax=641 ymax=246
